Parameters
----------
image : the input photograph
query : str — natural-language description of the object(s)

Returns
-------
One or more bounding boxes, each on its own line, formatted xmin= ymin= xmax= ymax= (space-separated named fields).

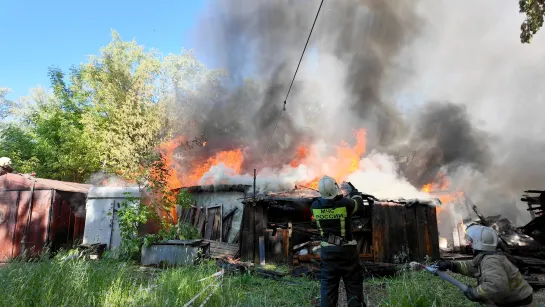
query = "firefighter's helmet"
xmin=318 ymin=176 xmax=341 ymax=199
xmin=465 ymin=224 xmax=498 ymax=252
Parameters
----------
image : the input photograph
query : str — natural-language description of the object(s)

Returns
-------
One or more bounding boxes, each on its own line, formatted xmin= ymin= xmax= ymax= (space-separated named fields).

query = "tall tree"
xmin=0 ymin=87 xmax=100 ymax=181
xmin=520 ymin=0 xmax=545 ymax=43
xmin=77 ymin=31 xmax=167 ymax=178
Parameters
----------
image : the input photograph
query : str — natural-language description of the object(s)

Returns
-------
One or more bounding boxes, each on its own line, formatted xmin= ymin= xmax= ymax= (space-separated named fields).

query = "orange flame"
xmin=188 ymin=149 xmax=244 ymax=185
xmin=158 ymin=135 xmax=185 ymax=190
xmin=159 ymin=129 xmax=367 ymax=193
xmin=292 ymin=129 xmax=367 ymax=188
xmin=420 ymin=172 xmax=463 ymax=217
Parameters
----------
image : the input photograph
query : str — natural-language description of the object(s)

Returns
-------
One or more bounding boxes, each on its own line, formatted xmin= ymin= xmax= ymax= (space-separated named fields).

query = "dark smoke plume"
xmin=188 ymin=0 xmax=422 ymax=172
xmin=398 ymin=101 xmax=491 ymax=187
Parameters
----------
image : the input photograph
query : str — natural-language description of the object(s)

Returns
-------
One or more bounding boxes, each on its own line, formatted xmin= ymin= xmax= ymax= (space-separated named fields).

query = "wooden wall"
xmin=372 ymin=204 xmax=440 ymax=263
xmin=240 ymin=201 xmax=440 ymax=265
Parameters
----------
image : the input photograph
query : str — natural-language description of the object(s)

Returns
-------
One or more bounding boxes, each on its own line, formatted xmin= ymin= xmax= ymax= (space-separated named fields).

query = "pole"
xmin=253 ymin=169 xmax=256 ymax=205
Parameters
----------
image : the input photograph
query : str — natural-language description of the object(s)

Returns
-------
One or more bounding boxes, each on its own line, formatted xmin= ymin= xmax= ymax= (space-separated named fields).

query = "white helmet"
xmin=318 ymin=176 xmax=341 ymax=199
xmin=0 ymin=157 xmax=12 ymax=167
xmin=465 ymin=224 xmax=498 ymax=252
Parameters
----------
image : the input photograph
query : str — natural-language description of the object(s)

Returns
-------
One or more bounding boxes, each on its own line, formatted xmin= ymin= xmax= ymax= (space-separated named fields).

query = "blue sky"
xmin=0 ymin=0 xmax=206 ymax=100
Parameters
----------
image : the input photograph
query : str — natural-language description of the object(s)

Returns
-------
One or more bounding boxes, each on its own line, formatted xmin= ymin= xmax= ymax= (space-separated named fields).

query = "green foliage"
xmin=115 ymin=159 xmax=199 ymax=260
xmin=116 ymin=192 xmax=152 ymax=261
xmin=0 ymin=87 xmax=100 ymax=181
xmin=77 ymin=30 xmax=167 ymax=176
xmin=176 ymin=188 xmax=193 ymax=209
xmin=520 ymin=0 xmax=545 ymax=43
xmin=176 ymin=222 xmax=201 ymax=240
xmin=0 ymin=30 xmax=223 ymax=183
xmin=0 ymin=260 xmax=319 ymax=307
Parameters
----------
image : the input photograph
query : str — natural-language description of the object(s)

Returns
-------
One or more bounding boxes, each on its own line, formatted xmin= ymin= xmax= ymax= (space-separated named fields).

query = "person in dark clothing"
xmin=311 ymin=175 xmax=366 ymax=307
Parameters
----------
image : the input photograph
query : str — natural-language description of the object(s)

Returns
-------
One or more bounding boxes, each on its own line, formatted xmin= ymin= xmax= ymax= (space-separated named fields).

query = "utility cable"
xmin=262 ymin=0 xmax=325 ymax=160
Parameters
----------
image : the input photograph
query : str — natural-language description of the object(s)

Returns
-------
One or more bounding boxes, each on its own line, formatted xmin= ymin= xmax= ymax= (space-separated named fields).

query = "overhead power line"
xmin=262 ymin=0 xmax=325 ymax=160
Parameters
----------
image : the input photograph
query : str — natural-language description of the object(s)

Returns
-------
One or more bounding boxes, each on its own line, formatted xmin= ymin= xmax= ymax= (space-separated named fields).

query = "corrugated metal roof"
xmin=0 ymin=173 xmax=92 ymax=193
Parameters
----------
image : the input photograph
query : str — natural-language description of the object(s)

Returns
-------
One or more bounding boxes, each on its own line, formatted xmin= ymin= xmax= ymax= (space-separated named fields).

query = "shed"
xmin=239 ymin=193 xmax=440 ymax=265
xmin=82 ymin=186 xmax=141 ymax=250
xmin=174 ymin=184 xmax=252 ymax=244
xmin=0 ymin=173 xmax=92 ymax=261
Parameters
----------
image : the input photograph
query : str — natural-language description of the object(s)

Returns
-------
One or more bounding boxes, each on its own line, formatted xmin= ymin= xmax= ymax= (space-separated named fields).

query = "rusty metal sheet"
xmin=0 ymin=173 xmax=91 ymax=193
xmin=12 ymin=190 xmax=52 ymax=257
xmin=0 ymin=191 xmax=19 ymax=261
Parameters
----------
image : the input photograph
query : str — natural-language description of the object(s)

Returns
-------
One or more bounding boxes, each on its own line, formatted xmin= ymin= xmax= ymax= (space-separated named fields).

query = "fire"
xmin=420 ymin=172 xmax=463 ymax=215
xmin=290 ymin=146 xmax=310 ymax=168
xmin=189 ymin=149 xmax=244 ymax=185
xmin=158 ymin=135 xmax=185 ymax=190
xmin=159 ymin=128 xmax=367 ymax=192
xmin=292 ymin=129 xmax=367 ymax=188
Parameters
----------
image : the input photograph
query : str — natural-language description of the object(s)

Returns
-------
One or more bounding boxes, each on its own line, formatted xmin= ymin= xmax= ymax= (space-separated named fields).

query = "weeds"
xmin=368 ymin=270 xmax=480 ymax=307
xmin=0 ymin=258 xmax=317 ymax=307
xmin=0 ymin=252 xmax=493 ymax=307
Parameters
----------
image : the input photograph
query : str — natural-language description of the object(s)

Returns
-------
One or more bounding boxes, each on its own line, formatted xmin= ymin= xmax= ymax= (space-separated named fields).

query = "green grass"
xmin=0 ymin=258 xmax=487 ymax=307
xmin=367 ymin=270 xmax=480 ymax=307
xmin=0 ymin=259 xmax=318 ymax=307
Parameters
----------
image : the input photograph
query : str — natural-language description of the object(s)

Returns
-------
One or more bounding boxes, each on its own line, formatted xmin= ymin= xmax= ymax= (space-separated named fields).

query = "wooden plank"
xmin=196 ymin=209 xmax=206 ymax=237
xmin=399 ymin=206 xmax=408 ymax=258
xmin=204 ymin=209 xmax=215 ymax=240
xmin=388 ymin=206 xmax=402 ymax=262
xmin=426 ymin=206 xmax=440 ymax=260
xmin=247 ymin=204 xmax=255 ymax=262
xmin=405 ymin=206 xmax=419 ymax=261
xmin=372 ymin=203 xmax=385 ymax=263
xmin=188 ymin=207 xmax=196 ymax=224
xmin=203 ymin=240 xmax=239 ymax=259
xmin=222 ymin=207 xmax=238 ymax=221
xmin=212 ymin=208 xmax=221 ymax=241
xmin=193 ymin=207 xmax=201 ymax=227
xmin=254 ymin=205 xmax=264 ymax=264
xmin=416 ymin=206 xmax=428 ymax=261
xmin=233 ymin=229 xmax=241 ymax=244
xmin=222 ymin=213 xmax=234 ymax=242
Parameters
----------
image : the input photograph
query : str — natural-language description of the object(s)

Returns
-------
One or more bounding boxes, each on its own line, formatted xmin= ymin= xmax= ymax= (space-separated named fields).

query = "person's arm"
xmin=464 ymin=258 xmax=509 ymax=302
xmin=346 ymin=193 xmax=364 ymax=215
xmin=452 ymin=260 xmax=479 ymax=277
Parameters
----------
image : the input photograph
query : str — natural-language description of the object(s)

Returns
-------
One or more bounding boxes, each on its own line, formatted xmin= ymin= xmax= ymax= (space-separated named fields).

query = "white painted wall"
xmin=83 ymin=187 xmax=140 ymax=250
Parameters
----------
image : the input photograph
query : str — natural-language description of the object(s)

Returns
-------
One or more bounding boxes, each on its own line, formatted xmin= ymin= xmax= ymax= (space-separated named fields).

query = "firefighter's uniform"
xmin=438 ymin=224 xmax=536 ymax=307
xmin=451 ymin=252 xmax=535 ymax=307
xmin=311 ymin=176 xmax=366 ymax=307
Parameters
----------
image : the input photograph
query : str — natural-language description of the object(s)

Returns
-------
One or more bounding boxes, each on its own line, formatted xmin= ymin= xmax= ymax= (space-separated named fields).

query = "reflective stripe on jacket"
xmin=311 ymin=194 xmax=364 ymax=244
xmin=453 ymin=252 xmax=533 ymax=304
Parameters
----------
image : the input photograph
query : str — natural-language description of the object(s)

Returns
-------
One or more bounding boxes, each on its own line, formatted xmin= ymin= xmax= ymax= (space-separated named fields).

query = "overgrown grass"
xmin=367 ymin=270 xmax=479 ymax=307
xmin=0 ymin=257 xmax=498 ymax=307
xmin=0 ymin=259 xmax=318 ymax=306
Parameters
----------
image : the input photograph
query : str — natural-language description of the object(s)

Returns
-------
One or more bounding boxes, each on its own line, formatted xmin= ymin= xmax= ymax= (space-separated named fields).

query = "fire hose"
xmin=411 ymin=262 xmax=468 ymax=292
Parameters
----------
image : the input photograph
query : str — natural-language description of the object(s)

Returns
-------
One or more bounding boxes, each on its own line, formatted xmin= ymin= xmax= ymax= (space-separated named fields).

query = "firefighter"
xmin=437 ymin=224 xmax=536 ymax=307
xmin=311 ymin=175 xmax=366 ymax=307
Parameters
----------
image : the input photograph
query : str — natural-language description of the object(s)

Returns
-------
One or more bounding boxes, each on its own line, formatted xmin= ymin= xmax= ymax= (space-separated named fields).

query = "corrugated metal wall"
xmin=0 ymin=191 xmax=18 ymax=261
xmin=0 ymin=189 xmax=85 ymax=261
